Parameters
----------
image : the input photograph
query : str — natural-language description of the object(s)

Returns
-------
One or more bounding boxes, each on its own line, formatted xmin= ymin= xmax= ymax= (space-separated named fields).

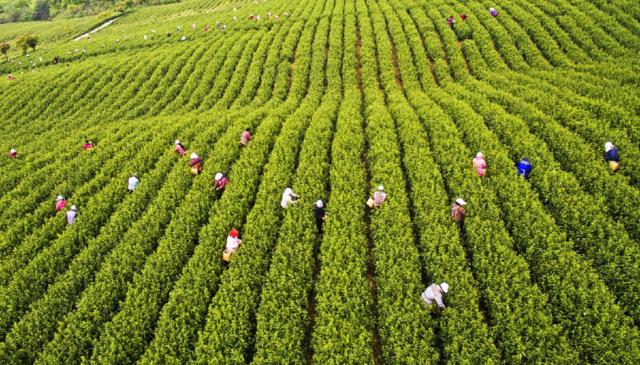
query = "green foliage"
xmin=30 ymin=0 xmax=48 ymax=21
xmin=0 ymin=41 xmax=8 ymax=59
xmin=0 ymin=0 xmax=637 ymax=363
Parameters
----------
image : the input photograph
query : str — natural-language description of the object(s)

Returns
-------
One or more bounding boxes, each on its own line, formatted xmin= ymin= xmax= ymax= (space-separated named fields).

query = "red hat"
xmin=229 ymin=229 xmax=239 ymax=238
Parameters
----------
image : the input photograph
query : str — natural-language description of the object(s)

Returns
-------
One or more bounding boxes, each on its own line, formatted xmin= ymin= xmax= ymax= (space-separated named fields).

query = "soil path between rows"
xmin=74 ymin=17 xmax=121 ymax=41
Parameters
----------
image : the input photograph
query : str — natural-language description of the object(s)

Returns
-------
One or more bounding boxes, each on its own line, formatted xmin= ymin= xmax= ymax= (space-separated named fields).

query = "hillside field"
xmin=0 ymin=0 xmax=639 ymax=363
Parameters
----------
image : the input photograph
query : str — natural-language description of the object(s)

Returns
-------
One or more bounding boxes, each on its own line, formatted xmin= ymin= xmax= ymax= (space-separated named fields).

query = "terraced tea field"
xmin=0 ymin=0 xmax=639 ymax=363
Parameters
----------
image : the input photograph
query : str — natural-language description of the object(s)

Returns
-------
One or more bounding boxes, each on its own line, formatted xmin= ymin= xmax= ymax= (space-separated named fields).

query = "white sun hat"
xmin=440 ymin=282 xmax=449 ymax=293
xmin=215 ymin=172 xmax=223 ymax=181
xmin=455 ymin=198 xmax=466 ymax=206
xmin=190 ymin=152 xmax=198 ymax=159
xmin=604 ymin=141 xmax=614 ymax=152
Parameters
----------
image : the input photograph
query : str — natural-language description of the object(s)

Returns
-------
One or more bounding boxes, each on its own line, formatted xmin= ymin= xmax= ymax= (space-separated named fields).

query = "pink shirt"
xmin=451 ymin=204 xmax=465 ymax=221
xmin=56 ymin=200 xmax=67 ymax=212
xmin=473 ymin=157 xmax=487 ymax=177
xmin=175 ymin=144 xmax=186 ymax=156
xmin=374 ymin=191 xmax=387 ymax=205
xmin=241 ymin=131 xmax=252 ymax=145
xmin=83 ymin=143 xmax=93 ymax=150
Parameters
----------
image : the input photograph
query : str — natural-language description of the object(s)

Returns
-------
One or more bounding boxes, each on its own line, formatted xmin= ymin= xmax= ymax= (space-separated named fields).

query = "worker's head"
xmin=175 ymin=140 xmax=181 ymax=145
xmin=455 ymin=198 xmax=466 ymax=206
xmin=316 ymin=200 xmax=324 ymax=208
xmin=440 ymin=282 xmax=449 ymax=293
xmin=57 ymin=195 xmax=64 ymax=201
xmin=132 ymin=174 xmax=137 ymax=178
xmin=476 ymin=151 xmax=484 ymax=158
xmin=71 ymin=205 xmax=77 ymax=211
xmin=10 ymin=148 xmax=16 ymax=153
xmin=377 ymin=185 xmax=384 ymax=191
xmin=284 ymin=187 xmax=292 ymax=195
xmin=190 ymin=152 xmax=198 ymax=159
xmin=245 ymin=128 xmax=250 ymax=132
xmin=215 ymin=172 xmax=223 ymax=181
xmin=522 ymin=157 xmax=529 ymax=163
xmin=604 ymin=141 xmax=614 ymax=152
xmin=85 ymin=139 xmax=89 ymax=144
xmin=229 ymin=228 xmax=239 ymax=238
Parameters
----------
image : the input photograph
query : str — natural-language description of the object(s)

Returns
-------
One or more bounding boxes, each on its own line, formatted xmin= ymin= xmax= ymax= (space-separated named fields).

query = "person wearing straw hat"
xmin=7 ymin=148 xmax=17 ymax=158
xmin=66 ymin=206 xmax=78 ymax=225
xmin=473 ymin=151 xmax=487 ymax=177
xmin=174 ymin=140 xmax=186 ymax=156
xmin=604 ymin=141 xmax=620 ymax=172
xmin=189 ymin=152 xmax=203 ymax=175
xmin=222 ymin=228 xmax=242 ymax=263
xmin=214 ymin=172 xmax=229 ymax=192
xmin=55 ymin=195 xmax=67 ymax=212
xmin=451 ymin=198 xmax=466 ymax=225
xmin=422 ymin=282 xmax=449 ymax=308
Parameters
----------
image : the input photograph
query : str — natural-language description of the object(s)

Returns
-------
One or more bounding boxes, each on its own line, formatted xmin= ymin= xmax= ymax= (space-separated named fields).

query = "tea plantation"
xmin=0 ymin=0 xmax=639 ymax=363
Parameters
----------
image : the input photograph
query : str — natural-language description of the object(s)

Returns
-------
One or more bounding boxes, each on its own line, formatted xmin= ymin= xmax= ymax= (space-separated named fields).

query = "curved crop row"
xmin=429 ymin=83 xmax=640 ymax=363
xmin=191 ymin=4 xmax=329 ymax=363
xmin=0 ymin=121 xmax=178 ymax=341
xmin=377 ymin=0 xmax=501 ymax=361
xmin=0 ymin=120 xmax=200 ymax=364
xmin=452 ymin=79 xmax=640 ymax=320
xmin=34 ymin=108 xmax=253 ymax=364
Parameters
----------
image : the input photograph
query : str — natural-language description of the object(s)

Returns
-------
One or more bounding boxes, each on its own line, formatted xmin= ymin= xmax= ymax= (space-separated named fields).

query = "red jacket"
xmin=214 ymin=177 xmax=229 ymax=190
xmin=189 ymin=157 xmax=203 ymax=167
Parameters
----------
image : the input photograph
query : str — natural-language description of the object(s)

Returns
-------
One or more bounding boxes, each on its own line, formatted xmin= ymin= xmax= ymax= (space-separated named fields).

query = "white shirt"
xmin=226 ymin=236 xmax=240 ymax=252
xmin=128 ymin=177 xmax=140 ymax=191
xmin=66 ymin=210 xmax=77 ymax=225
xmin=280 ymin=190 xmax=298 ymax=208
xmin=422 ymin=284 xmax=445 ymax=307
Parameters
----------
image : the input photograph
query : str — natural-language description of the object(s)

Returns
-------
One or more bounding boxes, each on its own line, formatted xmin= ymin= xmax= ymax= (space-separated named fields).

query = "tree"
xmin=16 ymin=35 xmax=28 ymax=55
xmin=31 ymin=0 xmax=49 ymax=21
xmin=0 ymin=42 xmax=9 ymax=61
xmin=26 ymin=35 xmax=38 ymax=51
xmin=16 ymin=35 xmax=38 ymax=55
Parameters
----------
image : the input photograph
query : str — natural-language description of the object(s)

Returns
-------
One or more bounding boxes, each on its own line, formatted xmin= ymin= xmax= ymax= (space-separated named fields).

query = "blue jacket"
xmin=517 ymin=160 xmax=532 ymax=178
xmin=605 ymin=148 xmax=619 ymax=162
